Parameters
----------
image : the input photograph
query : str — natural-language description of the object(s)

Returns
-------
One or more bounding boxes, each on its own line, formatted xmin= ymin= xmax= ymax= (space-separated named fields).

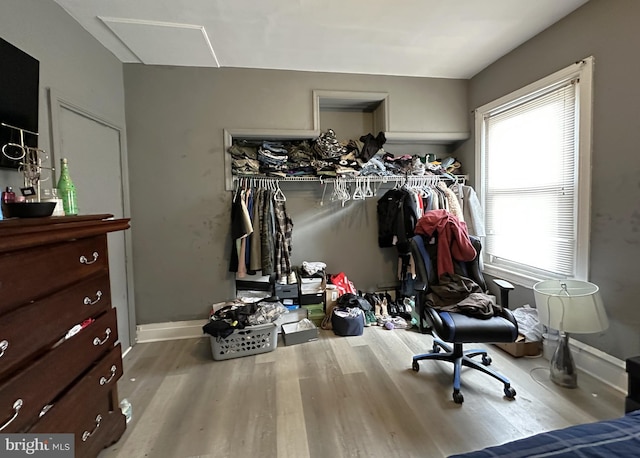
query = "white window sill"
xmin=482 ymin=264 xmax=543 ymax=289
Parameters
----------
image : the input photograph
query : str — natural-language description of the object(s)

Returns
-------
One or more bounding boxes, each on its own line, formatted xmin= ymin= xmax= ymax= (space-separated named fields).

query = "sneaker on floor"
xmin=377 ymin=315 xmax=409 ymax=329
xmin=364 ymin=310 xmax=377 ymax=327
xmin=390 ymin=316 xmax=410 ymax=329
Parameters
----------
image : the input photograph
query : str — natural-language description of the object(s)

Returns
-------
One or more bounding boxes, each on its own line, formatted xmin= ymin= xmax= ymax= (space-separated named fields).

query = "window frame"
xmin=474 ymin=57 xmax=594 ymax=288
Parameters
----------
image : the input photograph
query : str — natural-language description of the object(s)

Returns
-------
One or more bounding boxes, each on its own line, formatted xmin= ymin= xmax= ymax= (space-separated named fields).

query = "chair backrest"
xmin=410 ymin=234 xmax=487 ymax=293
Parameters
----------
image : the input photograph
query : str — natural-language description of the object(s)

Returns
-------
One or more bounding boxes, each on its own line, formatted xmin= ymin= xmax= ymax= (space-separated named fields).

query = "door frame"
xmin=48 ymin=87 xmax=137 ymax=349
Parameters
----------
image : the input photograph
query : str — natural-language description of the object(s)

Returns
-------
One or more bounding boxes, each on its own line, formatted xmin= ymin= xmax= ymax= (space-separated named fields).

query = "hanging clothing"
xmin=438 ymin=181 xmax=464 ymax=222
xmin=273 ymin=199 xmax=294 ymax=276
xmin=461 ymin=185 xmax=485 ymax=237
xmin=236 ymin=189 xmax=253 ymax=277
xmin=414 ymin=209 xmax=476 ymax=277
xmin=260 ymin=189 xmax=275 ymax=275
xmin=229 ymin=189 xmax=253 ymax=274
xmin=376 ymin=188 xmax=418 ymax=254
xmin=248 ymin=189 xmax=263 ymax=272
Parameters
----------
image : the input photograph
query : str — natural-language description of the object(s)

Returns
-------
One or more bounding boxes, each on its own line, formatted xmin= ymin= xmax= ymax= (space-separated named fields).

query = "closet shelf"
xmin=224 ymin=128 xmax=470 ymax=191
xmin=383 ymin=131 xmax=469 ymax=145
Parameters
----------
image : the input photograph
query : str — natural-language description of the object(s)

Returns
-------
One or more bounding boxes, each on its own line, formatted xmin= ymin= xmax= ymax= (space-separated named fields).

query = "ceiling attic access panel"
xmin=313 ymin=90 xmax=389 ymax=143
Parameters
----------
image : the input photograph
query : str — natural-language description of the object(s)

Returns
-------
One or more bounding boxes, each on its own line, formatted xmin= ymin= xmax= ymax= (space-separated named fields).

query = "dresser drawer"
xmin=0 ymin=308 xmax=118 ymax=432
xmin=32 ymin=387 xmax=123 ymax=458
xmin=0 ymin=235 xmax=109 ymax=315
xmin=30 ymin=344 xmax=123 ymax=433
xmin=30 ymin=345 xmax=125 ymax=458
xmin=0 ymin=274 xmax=111 ymax=381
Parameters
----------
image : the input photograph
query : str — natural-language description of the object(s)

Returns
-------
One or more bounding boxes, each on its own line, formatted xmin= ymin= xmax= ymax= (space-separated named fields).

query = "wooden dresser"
xmin=0 ymin=214 xmax=130 ymax=457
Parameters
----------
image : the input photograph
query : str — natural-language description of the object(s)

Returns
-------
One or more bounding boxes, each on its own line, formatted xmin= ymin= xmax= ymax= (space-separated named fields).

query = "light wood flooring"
xmin=99 ymin=326 xmax=624 ymax=458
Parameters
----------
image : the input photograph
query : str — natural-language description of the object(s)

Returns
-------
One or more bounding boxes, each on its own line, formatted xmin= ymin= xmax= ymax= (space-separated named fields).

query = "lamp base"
xmin=550 ymin=332 xmax=577 ymax=388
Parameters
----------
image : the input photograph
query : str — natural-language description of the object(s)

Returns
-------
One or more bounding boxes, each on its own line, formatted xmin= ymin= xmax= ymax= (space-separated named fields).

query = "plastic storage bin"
xmin=209 ymin=322 xmax=278 ymax=361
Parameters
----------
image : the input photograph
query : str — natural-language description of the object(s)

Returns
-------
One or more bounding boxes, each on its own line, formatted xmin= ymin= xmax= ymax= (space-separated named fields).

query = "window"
xmin=475 ymin=57 xmax=594 ymax=287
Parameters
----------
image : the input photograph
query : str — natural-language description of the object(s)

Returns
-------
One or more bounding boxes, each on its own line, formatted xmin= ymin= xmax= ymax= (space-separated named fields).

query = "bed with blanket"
xmin=449 ymin=410 xmax=640 ymax=457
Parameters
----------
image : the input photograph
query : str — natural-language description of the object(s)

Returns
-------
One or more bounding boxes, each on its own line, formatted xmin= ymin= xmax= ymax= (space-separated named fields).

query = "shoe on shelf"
xmin=278 ymin=274 xmax=287 ymax=285
xmin=287 ymin=271 xmax=297 ymax=285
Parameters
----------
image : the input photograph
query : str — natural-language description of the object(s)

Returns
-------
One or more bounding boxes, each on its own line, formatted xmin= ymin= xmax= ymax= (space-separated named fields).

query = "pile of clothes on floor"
xmin=228 ymin=129 xmax=461 ymax=179
xmin=202 ymin=297 xmax=287 ymax=340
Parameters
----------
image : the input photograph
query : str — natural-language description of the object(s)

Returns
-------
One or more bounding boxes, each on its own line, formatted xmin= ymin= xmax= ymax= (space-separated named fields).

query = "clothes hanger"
xmin=364 ymin=176 xmax=374 ymax=198
xmin=274 ymin=180 xmax=287 ymax=202
xmin=352 ymin=178 xmax=364 ymax=200
xmin=320 ymin=181 xmax=328 ymax=206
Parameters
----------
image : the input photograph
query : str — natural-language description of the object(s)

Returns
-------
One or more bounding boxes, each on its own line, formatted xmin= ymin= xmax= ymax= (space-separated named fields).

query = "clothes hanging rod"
xmin=232 ymin=174 xmax=467 ymax=184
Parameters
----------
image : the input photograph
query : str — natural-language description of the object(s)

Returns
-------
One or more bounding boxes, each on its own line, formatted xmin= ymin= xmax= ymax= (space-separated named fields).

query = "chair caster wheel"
xmin=482 ymin=355 xmax=492 ymax=365
xmin=453 ymin=391 xmax=464 ymax=404
xmin=504 ymin=386 xmax=516 ymax=399
xmin=432 ymin=345 xmax=441 ymax=353
xmin=412 ymin=360 xmax=420 ymax=372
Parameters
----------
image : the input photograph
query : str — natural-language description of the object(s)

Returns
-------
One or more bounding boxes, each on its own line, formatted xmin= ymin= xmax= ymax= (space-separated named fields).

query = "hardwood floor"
xmin=100 ymin=326 xmax=624 ymax=458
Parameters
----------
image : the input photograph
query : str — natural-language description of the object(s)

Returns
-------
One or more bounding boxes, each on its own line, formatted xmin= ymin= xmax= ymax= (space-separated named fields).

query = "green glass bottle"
xmin=56 ymin=158 xmax=78 ymax=215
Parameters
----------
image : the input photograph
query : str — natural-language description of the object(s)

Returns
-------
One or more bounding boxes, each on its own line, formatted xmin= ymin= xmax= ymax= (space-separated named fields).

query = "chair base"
xmin=412 ymin=337 xmax=516 ymax=404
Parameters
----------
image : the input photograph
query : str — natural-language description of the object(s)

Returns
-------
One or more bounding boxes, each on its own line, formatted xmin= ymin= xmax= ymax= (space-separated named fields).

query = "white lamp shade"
xmin=533 ymin=279 xmax=608 ymax=334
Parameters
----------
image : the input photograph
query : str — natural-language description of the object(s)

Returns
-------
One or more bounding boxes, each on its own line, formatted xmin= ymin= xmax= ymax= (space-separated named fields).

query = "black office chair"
xmin=409 ymin=233 xmax=518 ymax=404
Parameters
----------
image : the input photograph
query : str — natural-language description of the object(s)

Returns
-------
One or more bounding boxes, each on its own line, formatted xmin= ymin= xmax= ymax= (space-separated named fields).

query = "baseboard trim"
xmin=567 ymin=337 xmax=627 ymax=394
xmin=136 ymin=319 xmax=206 ymax=343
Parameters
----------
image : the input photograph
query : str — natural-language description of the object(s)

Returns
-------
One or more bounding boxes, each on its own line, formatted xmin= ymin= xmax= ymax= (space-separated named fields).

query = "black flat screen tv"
xmin=0 ymin=37 xmax=40 ymax=169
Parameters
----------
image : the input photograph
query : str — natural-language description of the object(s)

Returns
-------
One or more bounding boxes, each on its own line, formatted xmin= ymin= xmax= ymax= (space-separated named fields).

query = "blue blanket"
xmin=450 ymin=410 xmax=640 ymax=457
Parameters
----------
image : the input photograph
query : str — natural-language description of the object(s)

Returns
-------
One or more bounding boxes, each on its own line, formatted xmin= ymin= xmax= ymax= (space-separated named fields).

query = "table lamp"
xmin=533 ymin=280 xmax=608 ymax=388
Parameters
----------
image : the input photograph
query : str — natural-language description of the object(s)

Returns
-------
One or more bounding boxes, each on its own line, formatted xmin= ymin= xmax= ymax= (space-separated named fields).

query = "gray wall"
xmin=462 ymin=0 xmax=640 ymax=360
xmin=0 ymin=0 xmax=127 ymax=189
xmin=123 ymin=66 xmax=467 ymax=324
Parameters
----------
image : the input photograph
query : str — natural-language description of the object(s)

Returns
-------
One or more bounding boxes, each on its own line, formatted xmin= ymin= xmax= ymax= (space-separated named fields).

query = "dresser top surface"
xmin=0 ymin=214 xmax=130 ymax=253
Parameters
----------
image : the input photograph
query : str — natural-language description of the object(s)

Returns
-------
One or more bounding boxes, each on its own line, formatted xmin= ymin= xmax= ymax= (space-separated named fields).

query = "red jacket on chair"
xmin=414 ymin=209 xmax=477 ymax=277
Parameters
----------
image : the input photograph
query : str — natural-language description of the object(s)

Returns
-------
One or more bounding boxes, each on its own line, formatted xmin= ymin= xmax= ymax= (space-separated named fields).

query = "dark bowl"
xmin=4 ymin=201 xmax=56 ymax=218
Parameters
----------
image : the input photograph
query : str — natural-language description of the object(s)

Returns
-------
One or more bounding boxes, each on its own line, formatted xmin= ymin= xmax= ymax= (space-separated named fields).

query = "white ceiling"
xmin=53 ymin=0 xmax=588 ymax=79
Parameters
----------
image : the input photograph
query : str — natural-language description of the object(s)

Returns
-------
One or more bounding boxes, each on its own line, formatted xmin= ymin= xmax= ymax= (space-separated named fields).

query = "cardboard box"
xmin=273 ymin=307 xmax=308 ymax=334
xmin=494 ymin=335 xmax=541 ymax=358
xmin=281 ymin=321 xmax=319 ymax=346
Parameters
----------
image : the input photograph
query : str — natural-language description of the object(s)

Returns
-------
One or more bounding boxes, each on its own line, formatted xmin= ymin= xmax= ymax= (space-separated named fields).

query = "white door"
xmin=54 ymin=102 xmax=132 ymax=351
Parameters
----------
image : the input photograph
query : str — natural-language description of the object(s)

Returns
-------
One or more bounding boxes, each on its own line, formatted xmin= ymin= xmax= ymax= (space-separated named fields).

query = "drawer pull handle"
xmin=0 ymin=399 xmax=23 ymax=432
xmin=81 ymin=414 xmax=102 ymax=442
xmin=79 ymin=251 xmax=99 ymax=265
xmin=100 ymin=365 xmax=117 ymax=385
xmin=93 ymin=328 xmax=112 ymax=346
xmin=0 ymin=340 xmax=8 ymax=358
xmin=83 ymin=290 xmax=103 ymax=305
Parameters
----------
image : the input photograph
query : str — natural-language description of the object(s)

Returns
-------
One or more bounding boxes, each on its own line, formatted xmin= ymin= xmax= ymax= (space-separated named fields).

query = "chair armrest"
xmin=493 ymin=279 xmax=514 ymax=290
xmin=493 ymin=279 xmax=514 ymax=309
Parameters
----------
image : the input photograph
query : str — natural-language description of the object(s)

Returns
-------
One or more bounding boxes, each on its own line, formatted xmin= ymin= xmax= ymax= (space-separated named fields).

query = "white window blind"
xmin=483 ymin=80 xmax=578 ymax=278
xmin=476 ymin=58 xmax=593 ymax=286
